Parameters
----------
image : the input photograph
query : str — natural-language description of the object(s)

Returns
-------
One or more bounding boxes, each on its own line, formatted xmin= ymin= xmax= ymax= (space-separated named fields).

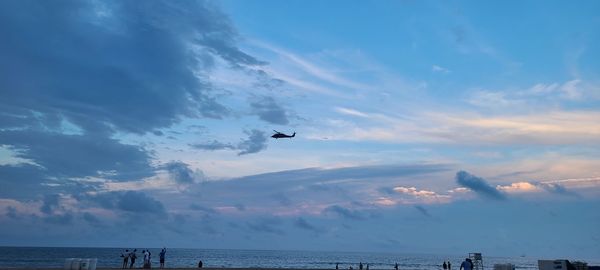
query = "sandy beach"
xmin=0 ymin=269 xmax=334 ymax=270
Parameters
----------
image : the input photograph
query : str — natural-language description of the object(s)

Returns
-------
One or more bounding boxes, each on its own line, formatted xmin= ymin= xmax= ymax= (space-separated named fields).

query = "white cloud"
xmin=432 ymin=65 xmax=450 ymax=73
xmin=496 ymin=182 xmax=540 ymax=193
xmin=312 ymin=108 xmax=600 ymax=146
xmin=334 ymin=107 xmax=370 ymax=118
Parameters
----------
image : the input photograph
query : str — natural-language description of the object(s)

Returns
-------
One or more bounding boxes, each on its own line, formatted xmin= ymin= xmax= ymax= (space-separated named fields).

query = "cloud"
xmin=5 ymin=206 xmax=19 ymax=219
xmin=432 ymin=65 xmax=450 ymax=73
xmin=0 ymin=0 xmax=272 ymax=203
xmin=321 ymin=104 xmax=600 ymax=146
xmin=191 ymin=129 xmax=269 ymax=155
xmin=323 ymin=205 xmax=364 ymax=220
xmin=496 ymin=182 xmax=539 ymax=193
xmin=82 ymin=212 xmax=102 ymax=226
xmin=83 ymin=191 xmax=166 ymax=216
xmin=0 ymin=0 xmax=265 ymax=135
xmin=246 ymin=217 xmax=284 ymax=235
xmin=294 ymin=217 xmax=320 ymax=233
xmin=237 ymin=129 xmax=268 ymax=155
xmin=116 ymin=191 xmax=166 ymax=216
xmin=393 ymin=187 xmax=438 ymax=198
xmin=455 ymin=171 xmax=506 ymax=200
xmin=0 ymin=130 xmax=154 ymax=181
xmin=189 ymin=203 xmax=218 ymax=215
xmin=190 ymin=140 xmax=236 ymax=151
xmin=537 ymin=183 xmax=580 ymax=198
xmin=40 ymin=194 xmax=61 ymax=214
xmin=161 ymin=161 xmax=203 ymax=184
xmin=43 ymin=212 xmax=74 ymax=225
xmin=250 ymin=96 xmax=289 ymax=125
xmin=414 ymin=205 xmax=431 ymax=217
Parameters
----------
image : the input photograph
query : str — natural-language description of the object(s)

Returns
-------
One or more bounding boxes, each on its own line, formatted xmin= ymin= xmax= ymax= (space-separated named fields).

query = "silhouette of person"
xmin=336 ymin=263 xmax=339 ymax=270
xmin=121 ymin=249 xmax=129 ymax=269
xmin=448 ymin=262 xmax=452 ymax=270
xmin=360 ymin=262 xmax=363 ymax=270
xmin=460 ymin=259 xmax=472 ymax=270
xmin=198 ymin=260 xmax=203 ymax=268
xmin=444 ymin=261 xmax=447 ymax=270
xmin=395 ymin=263 xmax=399 ymax=270
xmin=129 ymin=249 xmax=137 ymax=269
xmin=366 ymin=264 xmax=369 ymax=270
xmin=159 ymin=248 xmax=166 ymax=269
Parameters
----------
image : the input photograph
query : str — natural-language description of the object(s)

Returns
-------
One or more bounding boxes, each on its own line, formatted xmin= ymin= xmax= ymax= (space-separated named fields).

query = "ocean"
xmin=0 ymin=247 xmax=596 ymax=270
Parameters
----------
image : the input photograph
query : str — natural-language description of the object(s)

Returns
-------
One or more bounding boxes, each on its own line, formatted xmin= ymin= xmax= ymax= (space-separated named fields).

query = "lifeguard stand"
xmin=469 ymin=253 xmax=484 ymax=270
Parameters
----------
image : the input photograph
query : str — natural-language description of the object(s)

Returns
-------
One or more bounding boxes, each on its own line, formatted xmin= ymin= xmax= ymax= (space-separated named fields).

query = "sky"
xmin=1 ymin=0 xmax=600 ymax=260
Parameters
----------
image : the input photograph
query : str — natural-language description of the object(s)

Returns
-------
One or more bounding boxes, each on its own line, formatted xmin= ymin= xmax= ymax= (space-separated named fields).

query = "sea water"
xmin=0 ymin=247 xmax=597 ymax=269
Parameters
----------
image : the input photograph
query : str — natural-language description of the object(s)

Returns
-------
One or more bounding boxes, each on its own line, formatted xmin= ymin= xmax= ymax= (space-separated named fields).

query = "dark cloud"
xmin=0 ymin=130 xmax=153 ymax=181
xmin=537 ymin=183 xmax=580 ymax=198
xmin=249 ymin=96 xmax=289 ymax=125
xmin=234 ymin=203 xmax=246 ymax=211
xmin=323 ymin=205 xmax=364 ymax=220
xmin=235 ymin=164 xmax=449 ymax=184
xmin=162 ymin=161 xmax=203 ymax=184
xmin=237 ymin=129 xmax=268 ymax=155
xmin=82 ymin=212 xmax=103 ymax=226
xmin=245 ymin=217 xmax=284 ymax=235
xmin=186 ymin=164 xmax=449 ymax=211
xmin=191 ymin=129 xmax=269 ymax=155
xmin=0 ymin=130 xmax=153 ymax=200
xmin=294 ymin=217 xmax=320 ymax=233
xmin=43 ymin=212 xmax=74 ymax=225
xmin=0 ymin=0 xmax=263 ymax=135
xmin=455 ymin=171 xmax=506 ymax=200
xmin=0 ymin=0 xmax=269 ymax=203
xmin=0 ymin=164 xmax=56 ymax=200
xmin=414 ymin=205 xmax=431 ymax=217
xmin=40 ymin=194 xmax=61 ymax=214
xmin=190 ymin=140 xmax=236 ymax=151
xmin=116 ymin=191 xmax=166 ymax=216
xmin=5 ymin=206 xmax=19 ymax=219
xmin=271 ymin=193 xmax=292 ymax=206
xmin=83 ymin=191 xmax=166 ymax=216
xmin=189 ymin=203 xmax=218 ymax=215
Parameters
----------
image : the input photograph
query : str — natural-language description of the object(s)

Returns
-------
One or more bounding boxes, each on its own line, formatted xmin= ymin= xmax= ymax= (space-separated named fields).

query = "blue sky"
xmin=1 ymin=0 xmax=600 ymax=260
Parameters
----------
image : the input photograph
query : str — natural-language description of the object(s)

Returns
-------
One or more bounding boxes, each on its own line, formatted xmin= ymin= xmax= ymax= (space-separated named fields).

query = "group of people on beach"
xmin=335 ymin=262 xmax=399 ymax=270
xmin=120 ymin=248 xmax=167 ymax=269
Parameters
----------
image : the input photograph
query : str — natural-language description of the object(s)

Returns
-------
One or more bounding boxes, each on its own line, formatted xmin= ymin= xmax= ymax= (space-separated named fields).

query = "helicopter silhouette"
xmin=271 ymin=130 xmax=295 ymax=139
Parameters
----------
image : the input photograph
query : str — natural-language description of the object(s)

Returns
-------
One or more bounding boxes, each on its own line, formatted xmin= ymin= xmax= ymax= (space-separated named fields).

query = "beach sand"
xmin=0 ymin=268 xmax=333 ymax=270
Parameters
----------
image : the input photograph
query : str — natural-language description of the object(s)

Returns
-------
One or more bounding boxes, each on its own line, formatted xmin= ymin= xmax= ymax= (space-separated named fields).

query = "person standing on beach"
xmin=448 ymin=261 xmax=451 ymax=270
xmin=129 ymin=249 xmax=137 ymax=269
xmin=336 ymin=263 xmax=339 ymax=270
xmin=460 ymin=258 xmax=472 ymax=270
xmin=395 ymin=262 xmax=399 ymax=270
xmin=121 ymin=249 xmax=129 ymax=269
xmin=366 ymin=264 xmax=369 ymax=270
xmin=159 ymin=248 xmax=166 ymax=269
xmin=143 ymin=250 xmax=150 ymax=269
xmin=443 ymin=261 xmax=447 ymax=270
xmin=360 ymin=262 xmax=363 ymax=270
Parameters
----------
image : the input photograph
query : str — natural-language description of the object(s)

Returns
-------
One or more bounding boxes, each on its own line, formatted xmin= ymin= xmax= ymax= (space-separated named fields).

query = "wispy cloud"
xmin=190 ymin=129 xmax=268 ymax=156
xmin=432 ymin=65 xmax=450 ymax=73
xmin=315 ymin=107 xmax=600 ymax=146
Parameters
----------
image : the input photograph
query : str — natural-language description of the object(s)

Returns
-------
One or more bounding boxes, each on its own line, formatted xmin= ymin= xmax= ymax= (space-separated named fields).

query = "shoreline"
xmin=0 ymin=269 xmax=337 ymax=270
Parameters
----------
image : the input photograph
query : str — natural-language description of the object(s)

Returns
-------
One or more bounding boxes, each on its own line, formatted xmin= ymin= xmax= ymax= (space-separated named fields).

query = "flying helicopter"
xmin=271 ymin=130 xmax=295 ymax=139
